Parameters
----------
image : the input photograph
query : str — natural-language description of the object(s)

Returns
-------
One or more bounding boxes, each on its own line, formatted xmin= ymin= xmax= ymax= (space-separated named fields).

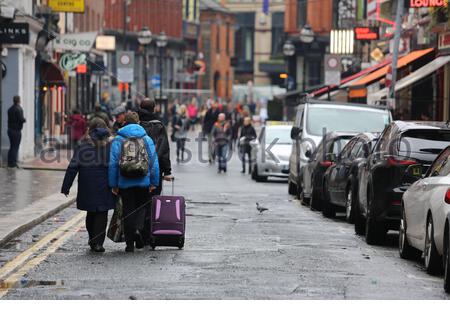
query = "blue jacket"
xmin=109 ymin=124 xmax=160 ymax=189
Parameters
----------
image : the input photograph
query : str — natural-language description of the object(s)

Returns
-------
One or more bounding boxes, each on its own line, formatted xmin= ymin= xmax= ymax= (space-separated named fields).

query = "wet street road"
xmin=0 ymin=138 xmax=448 ymax=299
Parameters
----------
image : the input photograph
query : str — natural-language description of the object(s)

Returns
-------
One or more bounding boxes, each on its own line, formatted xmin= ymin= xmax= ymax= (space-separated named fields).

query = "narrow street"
xmin=0 ymin=138 xmax=447 ymax=299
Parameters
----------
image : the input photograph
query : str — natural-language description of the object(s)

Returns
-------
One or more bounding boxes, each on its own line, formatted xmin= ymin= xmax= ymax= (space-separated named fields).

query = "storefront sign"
xmin=48 ymin=0 xmax=85 ymax=13
xmin=354 ymin=27 xmax=379 ymax=41
xmin=59 ymin=53 xmax=87 ymax=71
xmin=439 ymin=31 xmax=450 ymax=51
xmin=96 ymin=36 xmax=116 ymax=51
xmin=407 ymin=0 xmax=447 ymax=8
xmin=52 ymin=32 xmax=97 ymax=52
xmin=0 ymin=23 xmax=29 ymax=44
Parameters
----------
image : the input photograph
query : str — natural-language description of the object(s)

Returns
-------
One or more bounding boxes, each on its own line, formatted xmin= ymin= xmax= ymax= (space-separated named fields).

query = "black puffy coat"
xmin=61 ymin=129 xmax=116 ymax=212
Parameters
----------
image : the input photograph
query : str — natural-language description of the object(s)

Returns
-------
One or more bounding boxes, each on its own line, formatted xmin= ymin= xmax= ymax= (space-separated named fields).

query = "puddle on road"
xmin=0 ymin=279 xmax=64 ymax=290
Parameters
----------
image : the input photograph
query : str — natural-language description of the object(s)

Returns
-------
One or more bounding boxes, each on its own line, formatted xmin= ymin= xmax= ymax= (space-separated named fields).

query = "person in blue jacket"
xmin=109 ymin=112 xmax=160 ymax=252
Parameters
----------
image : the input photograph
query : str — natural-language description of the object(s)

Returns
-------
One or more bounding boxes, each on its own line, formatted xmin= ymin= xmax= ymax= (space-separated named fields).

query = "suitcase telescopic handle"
xmin=162 ymin=176 xmax=175 ymax=196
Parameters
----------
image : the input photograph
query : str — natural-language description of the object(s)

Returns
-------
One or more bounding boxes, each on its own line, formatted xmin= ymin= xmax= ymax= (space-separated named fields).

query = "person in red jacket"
xmin=67 ymin=110 xmax=87 ymax=149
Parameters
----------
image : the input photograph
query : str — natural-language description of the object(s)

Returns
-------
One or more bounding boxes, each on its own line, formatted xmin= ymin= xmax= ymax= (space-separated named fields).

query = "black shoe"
xmin=92 ymin=244 xmax=105 ymax=253
xmin=241 ymin=170 xmax=245 ymax=174
xmin=125 ymin=243 xmax=135 ymax=252
xmin=135 ymin=231 xmax=144 ymax=249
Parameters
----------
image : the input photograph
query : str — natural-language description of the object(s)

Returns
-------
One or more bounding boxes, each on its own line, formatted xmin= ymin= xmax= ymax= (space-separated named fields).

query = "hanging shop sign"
xmin=59 ymin=53 xmax=87 ymax=71
xmin=48 ymin=0 xmax=85 ymax=13
xmin=354 ymin=27 xmax=379 ymax=41
xmin=0 ymin=23 xmax=29 ymax=44
xmin=438 ymin=31 xmax=450 ymax=51
xmin=407 ymin=0 xmax=447 ymax=8
xmin=52 ymin=32 xmax=97 ymax=52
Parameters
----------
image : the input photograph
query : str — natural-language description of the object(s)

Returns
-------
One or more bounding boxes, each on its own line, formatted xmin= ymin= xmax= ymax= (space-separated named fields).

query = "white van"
xmin=288 ymin=99 xmax=392 ymax=199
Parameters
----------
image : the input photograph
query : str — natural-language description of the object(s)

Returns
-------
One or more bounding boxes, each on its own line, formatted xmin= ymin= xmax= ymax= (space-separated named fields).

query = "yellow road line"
xmin=0 ymin=218 xmax=85 ymax=299
xmin=0 ymin=211 xmax=85 ymax=280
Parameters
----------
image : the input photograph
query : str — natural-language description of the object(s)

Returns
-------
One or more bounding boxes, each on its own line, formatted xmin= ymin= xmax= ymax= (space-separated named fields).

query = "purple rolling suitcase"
xmin=150 ymin=179 xmax=186 ymax=249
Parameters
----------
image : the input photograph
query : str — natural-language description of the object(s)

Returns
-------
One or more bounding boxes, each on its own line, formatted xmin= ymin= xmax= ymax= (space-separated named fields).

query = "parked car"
xmin=251 ymin=123 xmax=292 ymax=182
xmin=401 ymin=146 xmax=450 ymax=293
xmin=357 ymin=121 xmax=450 ymax=245
xmin=288 ymin=99 xmax=392 ymax=200
xmin=323 ymin=133 xmax=379 ymax=223
xmin=302 ymin=132 xmax=356 ymax=212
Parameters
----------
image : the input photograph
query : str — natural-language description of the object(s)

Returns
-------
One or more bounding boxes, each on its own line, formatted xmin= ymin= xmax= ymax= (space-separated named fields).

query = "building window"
xmin=234 ymin=12 xmax=255 ymax=71
xmin=297 ymin=0 xmax=307 ymax=28
xmin=216 ymin=24 xmax=220 ymax=54
xmin=271 ymin=12 xmax=284 ymax=56
xmin=226 ymin=23 xmax=230 ymax=55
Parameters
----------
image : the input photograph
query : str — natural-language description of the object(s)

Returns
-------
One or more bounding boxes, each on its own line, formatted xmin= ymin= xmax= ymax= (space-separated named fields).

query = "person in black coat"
xmin=61 ymin=118 xmax=116 ymax=253
xmin=239 ymin=117 xmax=257 ymax=174
xmin=203 ymin=102 xmax=220 ymax=163
xmin=7 ymin=96 xmax=26 ymax=168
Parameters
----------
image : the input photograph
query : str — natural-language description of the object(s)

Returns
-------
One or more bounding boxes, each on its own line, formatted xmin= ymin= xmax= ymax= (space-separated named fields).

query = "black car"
xmin=323 ymin=133 xmax=379 ymax=222
xmin=302 ymin=132 xmax=356 ymax=211
xmin=357 ymin=121 xmax=450 ymax=244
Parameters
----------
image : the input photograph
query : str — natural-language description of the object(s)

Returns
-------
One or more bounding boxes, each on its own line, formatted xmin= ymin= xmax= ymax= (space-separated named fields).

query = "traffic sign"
xmin=116 ymin=51 xmax=135 ymax=83
xmin=151 ymin=75 xmax=161 ymax=89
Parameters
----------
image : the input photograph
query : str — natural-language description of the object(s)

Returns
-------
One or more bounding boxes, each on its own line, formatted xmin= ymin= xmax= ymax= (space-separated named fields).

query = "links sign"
xmin=60 ymin=53 xmax=87 ymax=71
xmin=52 ymin=32 xmax=97 ymax=52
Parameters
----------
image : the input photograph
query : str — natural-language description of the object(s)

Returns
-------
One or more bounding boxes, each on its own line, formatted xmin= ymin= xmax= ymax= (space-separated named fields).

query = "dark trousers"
xmin=120 ymin=187 xmax=150 ymax=245
xmin=143 ymin=177 xmax=163 ymax=244
xmin=216 ymin=144 xmax=228 ymax=171
xmin=176 ymin=138 xmax=187 ymax=160
xmin=86 ymin=211 xmax=108 ymax=246
xmin=7 ymin=129 xmax=21 ymax=168
xmin=241 ymin=149 xmax=252 ymax=173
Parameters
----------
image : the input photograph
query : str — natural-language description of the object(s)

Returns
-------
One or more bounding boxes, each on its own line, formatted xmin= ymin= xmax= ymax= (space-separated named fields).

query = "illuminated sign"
xmin=354 ymin=27 xmax=379 ymax=41
xmin=407 ymin=0 xmax=447 ymax=8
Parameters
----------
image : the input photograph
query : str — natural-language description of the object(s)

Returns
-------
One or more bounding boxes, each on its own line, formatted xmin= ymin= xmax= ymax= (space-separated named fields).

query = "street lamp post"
xmin=299 ymin=25 xmax=314 ymax=92
xmin=138 ymin=27 xmax=152 ymax=98
xmin=282 ymin=40 xmax=296 ymax=121
xmin=156 ymin=31 xmax=168 ymax=120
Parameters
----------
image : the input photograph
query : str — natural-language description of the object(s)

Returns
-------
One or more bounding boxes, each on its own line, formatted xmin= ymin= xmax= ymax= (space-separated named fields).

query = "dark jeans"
xmin=120 ymin=187 xmax=150 ymax=245
xmin=7 ymin=129 xmax=21 ymax=167
xmin=241 ymin=149 xmax=252 ymax=173
xmin=86 ymin=211 xmax=108 ymax=246
xmin=143 ymin=176 xmax=163 ymax=244
xmin=176 ymin=138 xmax=187 ymax=160
xmin=216 ymin=144 xmax=228 ymax=171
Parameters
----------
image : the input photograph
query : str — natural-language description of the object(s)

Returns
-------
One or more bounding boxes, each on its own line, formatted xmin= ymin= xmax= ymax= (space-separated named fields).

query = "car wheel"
xmin=444 ymin=228 xmax=450 ymax=293
xmin=253 ymin=165 xmax=268 ymax=183
xmin=354 ymin=206 xmax=366 ymax=235
xmin=399 ymin=205 xmax=420 ymax=260
xmin=322 ymin=181 xmax=335 ymax=218
xmin=365 ymin=187 xmax=386 ymax=245
xmin=345 ymin=182 xmax=356 ymax=224
xmin=288 ymin=180 xmax=297 ymax=196
xmin=424 ymin=215 xmax=442 ymax=275
xmin=310 ymin=178 xmax=322 ymax=211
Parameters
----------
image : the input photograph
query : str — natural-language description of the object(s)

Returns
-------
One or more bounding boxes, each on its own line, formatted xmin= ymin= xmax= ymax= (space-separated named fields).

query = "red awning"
xmin=40 ymin=62 xmax=65 ymax=85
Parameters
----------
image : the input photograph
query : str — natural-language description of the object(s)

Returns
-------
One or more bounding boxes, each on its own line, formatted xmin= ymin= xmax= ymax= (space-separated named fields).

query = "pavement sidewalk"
xmin=0 ymin=168 xmax=76 ymax=247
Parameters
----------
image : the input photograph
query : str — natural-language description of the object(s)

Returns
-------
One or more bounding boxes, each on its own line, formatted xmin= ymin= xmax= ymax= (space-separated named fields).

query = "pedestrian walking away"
xmin=90 ymin=102 xmax=112 ymax=128
xmin=173 ymin=105 xmax=190 ymax=162
xmin=109 ymin=112 xmax=160 ymax=252
xmin=139 ymin=98 xmax=174 ymax=245
xmin=239 ymin=117 xmax=257 ymax=174
xmin=61 ymin=118 xmax=115 ymax=253
xmin=187 ymin=98 xmax=199 ymax=131
xmin=203 ymin=101 xmax=220 ymax=163
xmin=67 ymin=109 xmax=87 ymax=149
xmin=7 ymin=96 xmax=26 ymax=168
xmin=211 ymin=113 xmax=232 ymax=173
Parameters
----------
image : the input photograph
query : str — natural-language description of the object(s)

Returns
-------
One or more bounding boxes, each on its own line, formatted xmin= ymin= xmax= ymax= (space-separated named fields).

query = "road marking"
xmin=0 ymin=218 xmax=85 ymax=298
xmin=0 ymin=212 xmax=85 ymax=285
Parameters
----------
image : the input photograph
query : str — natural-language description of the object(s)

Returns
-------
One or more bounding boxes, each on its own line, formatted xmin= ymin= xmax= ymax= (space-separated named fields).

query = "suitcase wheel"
xmin=178 ymin=237 xmax=185 ymax=250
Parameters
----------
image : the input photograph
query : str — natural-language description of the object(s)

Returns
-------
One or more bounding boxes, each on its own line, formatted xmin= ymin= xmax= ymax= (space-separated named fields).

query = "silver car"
xmin=250 ymin=124 xmax=292 ymax=182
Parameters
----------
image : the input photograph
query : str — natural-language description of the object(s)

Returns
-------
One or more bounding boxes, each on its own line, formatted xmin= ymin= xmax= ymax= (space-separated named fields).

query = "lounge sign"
xmin=354 ymin=27 xmax=379 ymax=41
xmin=0 ymin=23 xmax=29 ymax=44
xmin=48 ymin=0 xmax=85 ymax=13
xmin=407 ymin=0 xmax=447 ymax=8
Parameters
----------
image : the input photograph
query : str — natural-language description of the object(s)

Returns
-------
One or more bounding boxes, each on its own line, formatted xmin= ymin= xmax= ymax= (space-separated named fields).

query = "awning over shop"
xmin=348 ymin=48 xmax=434 ymax=96
xmin=40 ymin=62 xmax=65 ymax=85
xmin=370 ymin=55 xmax=450 ymax=102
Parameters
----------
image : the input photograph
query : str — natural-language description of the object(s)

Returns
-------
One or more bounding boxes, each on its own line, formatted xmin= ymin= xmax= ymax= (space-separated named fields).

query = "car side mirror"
xmin=405 ymin=164 xmax=424 ymax=181
xmin=291 ymin=127 xmax=301 ymax=140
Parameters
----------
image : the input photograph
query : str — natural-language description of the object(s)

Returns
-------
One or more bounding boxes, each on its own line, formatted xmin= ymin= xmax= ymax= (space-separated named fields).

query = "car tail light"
xmin=386 ymin=156 xmax=417 ymax=167
xmin=320 ymin=161 xmax=333 ymax=168
xmin=392 ymin=200 xmax=402 ymax=206
xmin=445 ymin=189 xmax=450 ymax=204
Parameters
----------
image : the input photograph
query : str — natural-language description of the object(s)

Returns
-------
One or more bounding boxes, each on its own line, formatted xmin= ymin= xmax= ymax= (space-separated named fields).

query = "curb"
xmin=0 ymin=196 xmax=77 ymax=248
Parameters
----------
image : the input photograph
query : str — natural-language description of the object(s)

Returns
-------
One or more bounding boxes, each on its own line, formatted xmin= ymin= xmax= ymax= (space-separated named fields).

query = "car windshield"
xmin=265 ymin=127 xmax=292 ymax=145
xmin=306 ymin=106 xmax=390 ymax=136
xmin=399 ymin=130 xmax=450 ymax=154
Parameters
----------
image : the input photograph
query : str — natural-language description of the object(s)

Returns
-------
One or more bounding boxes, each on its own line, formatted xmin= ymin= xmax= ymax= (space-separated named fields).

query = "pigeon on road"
xmin=256 ymin=202 xmax=268 ymax=214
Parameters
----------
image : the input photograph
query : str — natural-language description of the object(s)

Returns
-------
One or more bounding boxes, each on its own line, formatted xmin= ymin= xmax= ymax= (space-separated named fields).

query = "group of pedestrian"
xmin=61 ymin=98 xmax=173 ymax=253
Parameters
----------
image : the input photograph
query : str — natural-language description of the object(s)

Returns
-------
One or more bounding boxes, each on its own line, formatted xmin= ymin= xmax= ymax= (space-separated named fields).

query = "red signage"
xmin=76 ymin=64 xmax=87 ymax=74
xmin=408 ymin=0 xmax=447 ymax=8
xmin=354 ymin=27 xmax=379 ymax=41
